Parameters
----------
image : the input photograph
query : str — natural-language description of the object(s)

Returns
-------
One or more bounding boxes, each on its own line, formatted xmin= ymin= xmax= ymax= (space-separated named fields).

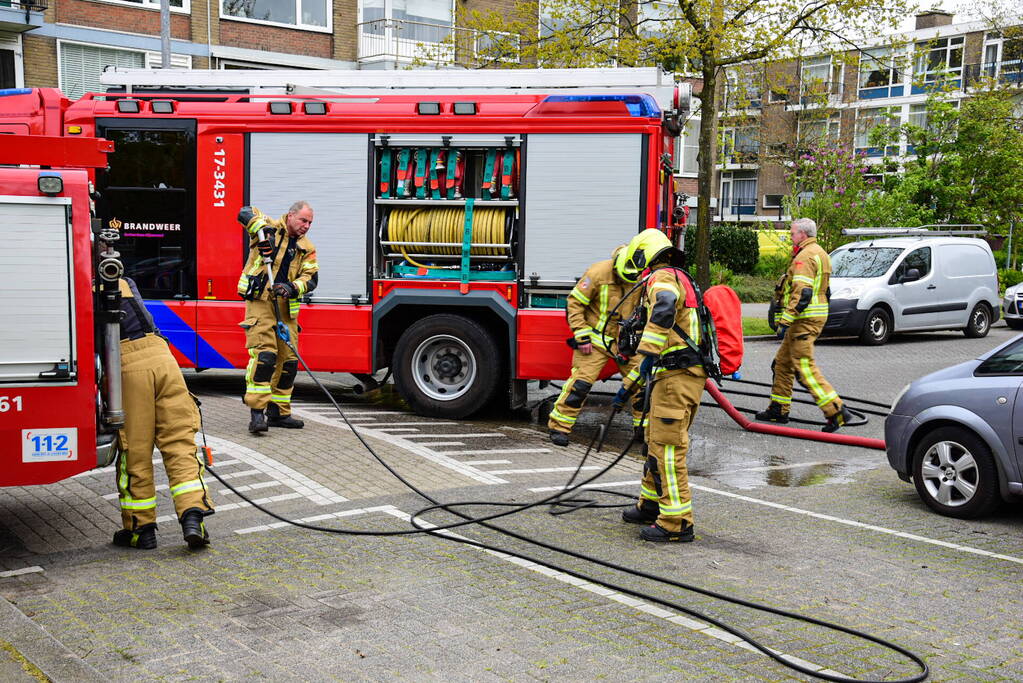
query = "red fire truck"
xmin=0 ymin=133 xmax=122 ymax=485
xmin=0 ymin=68 xmax=689 ymax=419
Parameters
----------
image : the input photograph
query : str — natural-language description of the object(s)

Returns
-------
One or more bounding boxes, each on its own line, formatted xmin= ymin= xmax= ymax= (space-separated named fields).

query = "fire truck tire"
xmin=392 ymin=314 xmax=501 ymax=419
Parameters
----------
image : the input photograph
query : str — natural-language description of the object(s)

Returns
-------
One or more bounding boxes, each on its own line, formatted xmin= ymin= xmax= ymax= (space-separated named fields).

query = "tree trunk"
xmin=694 ymin=65 xmax=718 ymax=290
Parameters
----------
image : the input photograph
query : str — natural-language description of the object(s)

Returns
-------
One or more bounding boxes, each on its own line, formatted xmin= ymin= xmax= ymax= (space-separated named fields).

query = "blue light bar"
xmin=0 ymin=89 xmax=33 ymax=98
xmin=541 ymin=94 xmax=661 ymax=117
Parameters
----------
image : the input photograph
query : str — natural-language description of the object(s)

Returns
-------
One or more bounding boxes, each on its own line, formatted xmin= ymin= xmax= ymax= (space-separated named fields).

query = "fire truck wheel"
xmin=393 ymin=314 xmax=501 ymax=419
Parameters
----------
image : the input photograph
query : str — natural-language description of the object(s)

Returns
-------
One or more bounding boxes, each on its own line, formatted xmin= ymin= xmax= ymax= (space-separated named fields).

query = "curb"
xmin=0 ymin=595 xmax=104 ymax=683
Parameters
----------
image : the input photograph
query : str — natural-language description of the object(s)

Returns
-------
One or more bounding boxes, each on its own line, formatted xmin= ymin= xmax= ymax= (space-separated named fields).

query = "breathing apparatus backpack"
xmin=616 ymin=268 xmax=743 ymax=382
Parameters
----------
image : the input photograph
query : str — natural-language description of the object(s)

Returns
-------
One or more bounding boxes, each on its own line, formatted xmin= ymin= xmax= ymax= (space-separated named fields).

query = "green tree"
xmin=457 ymin=0 xmax=910 ymax=287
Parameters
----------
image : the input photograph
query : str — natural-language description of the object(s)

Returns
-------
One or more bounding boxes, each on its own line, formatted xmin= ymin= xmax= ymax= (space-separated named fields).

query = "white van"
xmin=823 ymin=233 xmax=999 ymax=345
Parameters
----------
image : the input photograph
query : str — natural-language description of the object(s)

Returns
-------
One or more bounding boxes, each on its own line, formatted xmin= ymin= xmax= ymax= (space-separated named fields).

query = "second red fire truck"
xmin=0 ymin=68 xmax=689 ymax=420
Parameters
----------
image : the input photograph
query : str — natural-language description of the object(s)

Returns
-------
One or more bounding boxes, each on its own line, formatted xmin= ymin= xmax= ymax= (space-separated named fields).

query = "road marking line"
xmin=293 ymin=408 xmax=506 ymax=485
xmin=0 ymin=566 xmax=43 ymax=578
xmin=372 ymin=427 xmax=421 ymax=433
xmin=234 ymin=505 xmax=396 ymax=535
xmin=713 ymin=461 xmax=839 ymax=474
xmin=461 ymin=460 xmax=513 ymax=465
xmin=691 ymin=484 xmax=1023 ymax=566
xmin=368 ymin=422 xmax=459 ymax=428
xmin=417 ymin=442 xmax=465 ymax=447
xmin=102 ymin=469 xmax=263 ymax=499
xmin=489 ymin=466 xmax=602 ymax=475
xmin=156 ymin=492 xmax=306 ymax=523
xmin=530 ymin=480 xmax=639 ymax=493
xmin=219 ymin=480 xmax=280 ymax=495
xmin=377 ymin=507 xmax=843 ymax=677
xmin=402 ymin=433 xmax=505 ymax=439
xmin=434 ymin=448 xmax=552 ymax=456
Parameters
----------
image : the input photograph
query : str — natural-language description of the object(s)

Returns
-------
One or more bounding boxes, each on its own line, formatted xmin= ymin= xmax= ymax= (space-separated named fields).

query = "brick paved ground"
xmin=0 ymin=324 xmax=1020 ymax=681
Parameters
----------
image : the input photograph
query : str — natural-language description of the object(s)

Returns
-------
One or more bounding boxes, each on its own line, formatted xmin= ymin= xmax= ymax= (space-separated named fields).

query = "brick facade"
xmin=22 ymin=34 xmax=57 ymax=88
xmin=57 ymin=0 xmax=191 ymax=40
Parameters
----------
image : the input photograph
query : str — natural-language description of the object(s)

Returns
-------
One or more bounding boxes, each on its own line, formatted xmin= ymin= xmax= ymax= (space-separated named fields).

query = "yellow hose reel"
xmin=386 ymin=207 xmax=509 ymax=269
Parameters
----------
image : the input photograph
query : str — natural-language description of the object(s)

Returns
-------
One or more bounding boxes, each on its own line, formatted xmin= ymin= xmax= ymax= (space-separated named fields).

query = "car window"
xmin=893 ymin=247 xmax=931 ymax=279
xmin=831 ymin=247 xmax=903 ymax=278
xmin=975 ymin=338 xmax=1023 ymax=375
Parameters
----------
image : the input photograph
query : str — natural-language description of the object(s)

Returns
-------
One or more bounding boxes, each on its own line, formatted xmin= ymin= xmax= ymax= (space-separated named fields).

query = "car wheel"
xmin=963 ymin=303 xmax=991 ymax=338
xmin=858 ymin=307 xmax=892 ymax=345
xmin=912 ymin=426 xmax=1000 ymax=519
xmin=1007 ymin=318 xmax=1023 ymax=331
xmin=392 ymin=314 xmax=501 ymax=419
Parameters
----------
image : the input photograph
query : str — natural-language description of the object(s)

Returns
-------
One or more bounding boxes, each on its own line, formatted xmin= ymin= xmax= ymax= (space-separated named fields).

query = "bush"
xmin=753 ymin=251 xmax=790 ymax=279
xmin=728 ymin=274 xmax=778 ymax=303
xmin=998 ymin=268 xmax=1023 ymax=293
xmin=684 ymin=224 xmax=760 ymax=274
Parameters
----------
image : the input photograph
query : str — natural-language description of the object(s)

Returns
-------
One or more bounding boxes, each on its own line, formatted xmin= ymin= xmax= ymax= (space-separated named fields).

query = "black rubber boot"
xmin=267 ymin=403 xmax=304 ymax=429
xmin=754 ymin=402 xmax=789 ymax=424
xmin=822 ymin=405 xmax=852 ymax=433
xmin=113 ymin=524 xmax=157 ymax=550
xmin=633 ymin=425 xmax=645 ymax=444
xmin=180 ymin=508 xmax=210 ymax=550
xmin=621 ymin=499 xmax=658 ymax=525
xmin=549 ymin=430 xmax=570 ymax=447
xmin=248 ymin=409 xmax=268 ymax=434
xmin=640 ymin=522 xmax=695 ymax=543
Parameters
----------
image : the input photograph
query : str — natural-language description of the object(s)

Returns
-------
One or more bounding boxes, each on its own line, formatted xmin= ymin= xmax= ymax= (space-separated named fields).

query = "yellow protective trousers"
xmin=116 ymin=334 xmax=213 ymax=530
xmin=637 ymin=367 xmax=705 ymax=532
xmin=548 ymin=348 xmax=644 ymax=434
xmin=770 ymin=318 xmax=842 ymax=418
xmin=241 ymin=298 xmax=300 ymax=416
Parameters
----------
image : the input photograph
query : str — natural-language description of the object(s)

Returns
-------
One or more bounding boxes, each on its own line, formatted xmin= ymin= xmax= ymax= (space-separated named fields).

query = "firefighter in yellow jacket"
xmin=615 ymin=229 xmax=706 ymax=543
xmin=756 ymin=218 xmax=851 ymax=432
xmin=237 ymin=202 xmax=319 ymax=433
xmin=114 ymin=277 xmax=214 ymax=550
xmin=548 ymin=246 xmax=644 ymax=447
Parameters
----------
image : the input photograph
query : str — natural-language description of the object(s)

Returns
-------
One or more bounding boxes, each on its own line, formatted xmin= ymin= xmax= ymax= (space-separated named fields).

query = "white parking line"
xmin=530 ymin=480 xmax=638 ymax=493
xmin=461 ymin=460 xmax=513 ymax=465
xmin=0 ymin=566 xmax=44 ymax=578
xmin=489 ymin=466 xmax=602 ymax=475
xmin=402 ymin=433 xmax=505 ymax=439
xmin=368 ymin=422 xmax=458 ymax=428
xmin=373 ymin=428 xmax=421 ymax=433
xmin=156 ymin=492 xmax=306 ymax=523
xmin=434 ymin=448 xmax=552 ymax=456
xmin=418 ymin=442 xmax=466 ymax=447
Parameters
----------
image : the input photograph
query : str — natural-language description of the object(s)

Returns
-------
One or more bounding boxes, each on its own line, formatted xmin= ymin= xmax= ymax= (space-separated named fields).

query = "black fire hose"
xmin=194 ymin=307 xmax=928 ymax=682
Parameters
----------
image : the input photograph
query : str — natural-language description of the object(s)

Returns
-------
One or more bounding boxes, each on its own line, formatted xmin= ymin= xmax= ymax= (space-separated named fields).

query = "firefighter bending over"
xmin=614 ymin=230 xmax=707 ymax=543
xmin=548 ymin=245 xmax=644 ymax=447
xmin=756 ymin=218 xmax=851 ymax=432
xmin=237 ymin=202 xmax=319 ymax=434
xmin=113 ymin=278 xmax=214 ymax=550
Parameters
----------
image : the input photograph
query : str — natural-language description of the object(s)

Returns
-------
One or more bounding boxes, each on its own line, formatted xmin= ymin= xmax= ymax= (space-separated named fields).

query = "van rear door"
xmin=935 ymin=243 xmax=991 ymax=326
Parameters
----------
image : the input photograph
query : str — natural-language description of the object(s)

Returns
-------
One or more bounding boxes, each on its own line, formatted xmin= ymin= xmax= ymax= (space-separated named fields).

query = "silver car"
xmin=886 ymin=334 xmax=1023 ymax=518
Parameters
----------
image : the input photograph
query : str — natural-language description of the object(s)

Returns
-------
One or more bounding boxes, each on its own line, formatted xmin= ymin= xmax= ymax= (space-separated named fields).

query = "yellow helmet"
xmin=615 ymin=229 xmax=677 ymax=282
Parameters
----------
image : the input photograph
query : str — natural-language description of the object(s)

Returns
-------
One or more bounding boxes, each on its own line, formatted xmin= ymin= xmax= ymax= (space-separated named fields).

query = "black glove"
xmin=256 ymin=238 xmax=274 ymax=257
xmin=238 ymin=206 xmax=256 ymax=227
xmin=272 ymin=282 xmax=297 ymax=299
xmin=776 ymin=324 xmax=788 ymax=340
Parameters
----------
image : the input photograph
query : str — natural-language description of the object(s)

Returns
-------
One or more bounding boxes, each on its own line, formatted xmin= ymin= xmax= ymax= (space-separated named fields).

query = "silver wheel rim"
xmin=972 ymin=308 xmax=989 ymax=334
xmin=920 ymin=440 xmax=979 ymax=507
xmin=869 ymin=313 xmax=887 ymax=339
xmin=410 ymin=334 xmax=477 ymax=402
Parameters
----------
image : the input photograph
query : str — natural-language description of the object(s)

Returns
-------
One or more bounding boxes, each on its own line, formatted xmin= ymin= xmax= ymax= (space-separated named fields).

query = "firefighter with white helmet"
xmin=615 ymin=229 xmax=708 ymax=543
xmin=113 ymin=278 xmax=214 ymax=550
xmin=237 ymin=202 xmax=319 ymax=434
xmin=547 ymin=245 xmax=645 ymax=446
xmin=755 ymin=218 xmax=851 ymax=432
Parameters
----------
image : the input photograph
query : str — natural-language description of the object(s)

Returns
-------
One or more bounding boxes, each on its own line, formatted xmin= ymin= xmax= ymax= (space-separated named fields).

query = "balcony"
xmin=357 ymin=19 xmax=519 ymax=68
xmin=963 ymin=60 xmax=1023 ymax=88
xmin=722 ymin=91 xmax=762 ymax=113
xmin=0 ymin=0 xmax=46 ymax=32
xmin=720 ymin=198 xmax=757 ymax=219
xmin=719 ymin=143 xmax=760 ymax=169
xmin=789 ymin=80 xmax=843 ymax=108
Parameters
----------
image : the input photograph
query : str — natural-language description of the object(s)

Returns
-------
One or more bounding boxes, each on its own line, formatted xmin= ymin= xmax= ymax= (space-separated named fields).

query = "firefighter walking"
xmin=756 ymin=218 xmax=851 ymax=432
xmin=114 ymin=278 xmax=214 ymax=550
xmin=548 ymin=246 xmax=644 ymax=446
xmin=615 ymin=230 xmax=707 ymax=543
xmin=237 ymin=202 xmax=319 ymax=434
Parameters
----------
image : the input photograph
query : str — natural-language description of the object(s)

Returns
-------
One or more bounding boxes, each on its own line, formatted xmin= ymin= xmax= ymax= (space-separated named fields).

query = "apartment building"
xmin=697 ymin=10 xmax=1023 ymax=224
xmin=0 ymin=0 xmax=522 ymax=96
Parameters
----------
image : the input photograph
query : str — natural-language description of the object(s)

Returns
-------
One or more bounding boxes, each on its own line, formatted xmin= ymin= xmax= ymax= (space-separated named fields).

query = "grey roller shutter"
xmin=249 ymin=133 xmax=370 ymax=302
xmin=524 ymin=134 xmax=643 ymax=284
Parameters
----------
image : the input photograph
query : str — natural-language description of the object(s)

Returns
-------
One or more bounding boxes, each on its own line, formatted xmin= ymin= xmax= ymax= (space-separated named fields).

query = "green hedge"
xmin=998 ymin=268 xmax=1023 ymax=294
xmin=684 ymin=224 xmax=760 ymax=275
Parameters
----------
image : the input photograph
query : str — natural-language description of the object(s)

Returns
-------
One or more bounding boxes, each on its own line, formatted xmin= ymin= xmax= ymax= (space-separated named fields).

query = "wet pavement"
xmin=0 ymin=322 xmax=1021 ymax=681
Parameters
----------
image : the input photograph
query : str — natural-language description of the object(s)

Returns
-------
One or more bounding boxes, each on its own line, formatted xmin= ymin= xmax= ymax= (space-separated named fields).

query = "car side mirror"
xmin=900 ymin=267 xmax=921 ymax=283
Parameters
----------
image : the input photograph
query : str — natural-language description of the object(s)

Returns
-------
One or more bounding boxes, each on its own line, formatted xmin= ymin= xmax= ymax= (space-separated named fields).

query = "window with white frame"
xmin=798 ymin=114 xmax=840 ymax=147
xmin=720 ymin=171 xmax=757 ymax=216
xmin=914 ymin=36 xmax=963 ymax=87
xmin=983 ymin=31 xmax=1023 ymax=80
xmin=637 ymin=0 xmax=678 ymax=38
xmin=724 ymin=67 xmax=762 ymax=110
xmin=676 ymin=111 xmax=700 ymax=176
xmin=859 ymin=47 xmax=897 ymax=89
xmin=800 ymin=55 xmax=840 ymax=101
xmin=721 ymin=125 xmax=759 ymax=162
xmin=222 ymin=0 xmax=330 ymax=30
xmin=855 ymin=106 xmax=898 ymax=156
xmin=59 ymin=43 xmax=190 ymax=100
xmin=360 ymin=0 xmax=453 ymax=57
xmin=97 ymin=0 xmax=187 ymax=9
